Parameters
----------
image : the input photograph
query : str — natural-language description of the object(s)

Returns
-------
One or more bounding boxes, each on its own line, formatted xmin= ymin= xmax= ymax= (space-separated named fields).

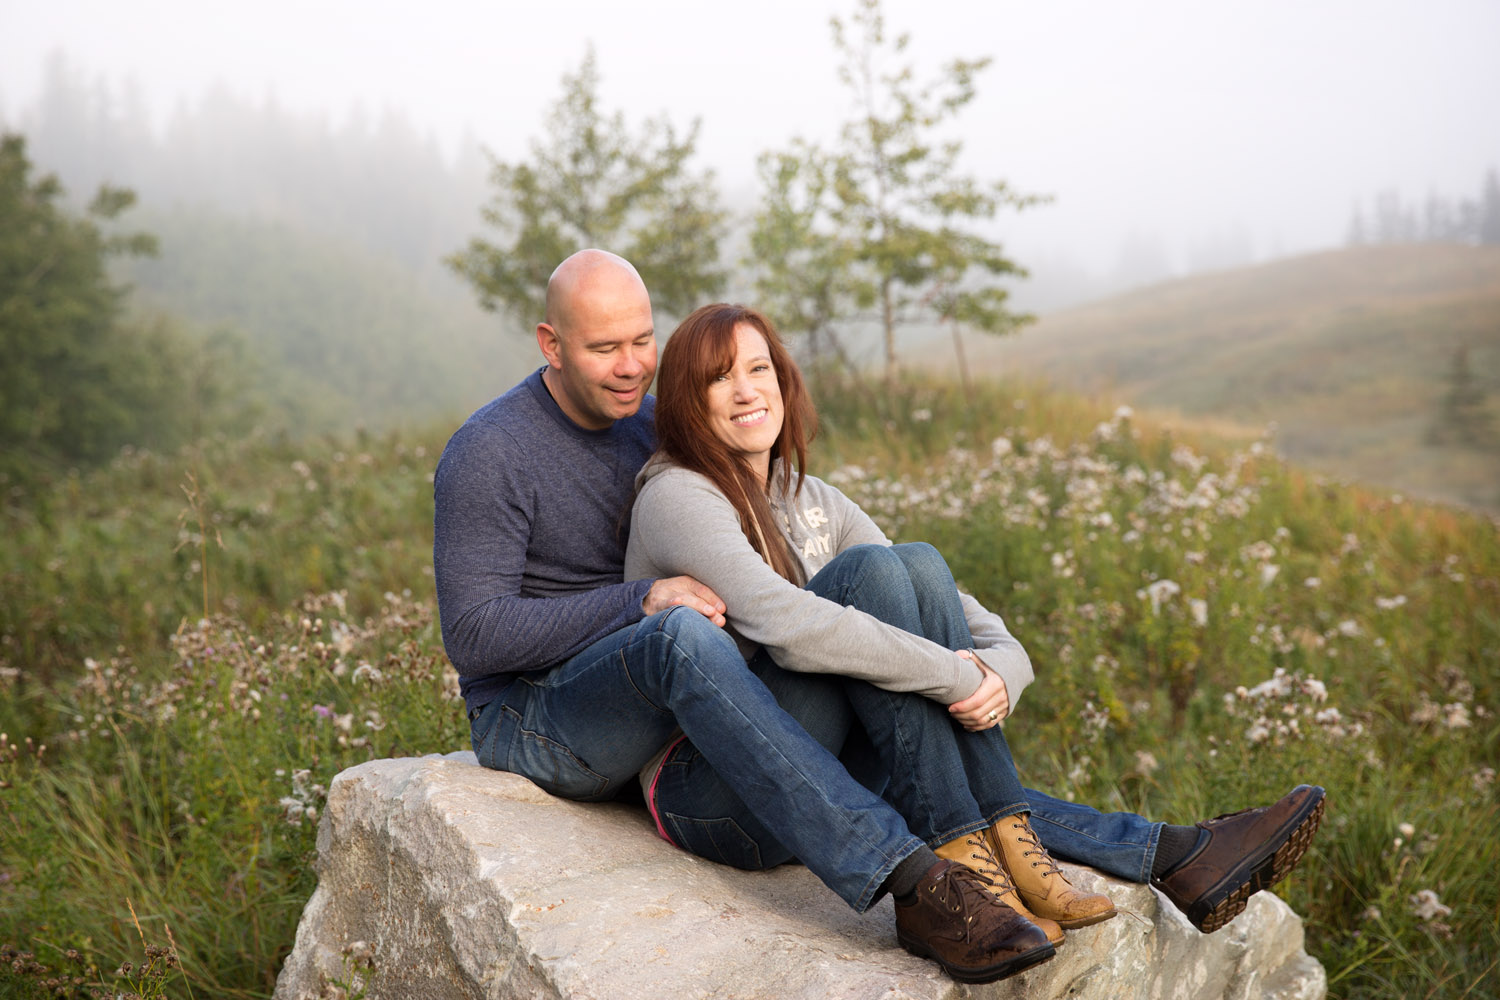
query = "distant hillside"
xmin=929 ymin=244 xmax=1500 ymax=511
xmin=121 ymin=207 xmax=534 ymax=435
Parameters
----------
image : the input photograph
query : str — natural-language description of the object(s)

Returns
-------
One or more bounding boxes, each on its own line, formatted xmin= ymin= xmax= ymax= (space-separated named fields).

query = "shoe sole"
xmin=1193 ymin=788 xmax=1326 ymax=933
xmin=897 ymin=934 xmax=1056 ymax=984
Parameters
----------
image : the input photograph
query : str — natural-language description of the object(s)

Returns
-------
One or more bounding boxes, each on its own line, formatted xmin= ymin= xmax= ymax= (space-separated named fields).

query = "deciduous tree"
xmin=448 ymin=49 xmax=727 ymax=325
xmin=750 ymin=0 xmax=1042 ymax=380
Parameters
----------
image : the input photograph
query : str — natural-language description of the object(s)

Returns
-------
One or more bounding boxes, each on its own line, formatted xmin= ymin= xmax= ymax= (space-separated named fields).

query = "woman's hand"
xmin=948 ymin=650 xmax=1010 ymax=731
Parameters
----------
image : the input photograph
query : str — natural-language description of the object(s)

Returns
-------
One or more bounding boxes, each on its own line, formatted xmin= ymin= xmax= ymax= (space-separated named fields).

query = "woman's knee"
xmin=892 ymin=542 xmax=956 ymax=591
xmin=655 ymin=605 xmax=743 ymax=663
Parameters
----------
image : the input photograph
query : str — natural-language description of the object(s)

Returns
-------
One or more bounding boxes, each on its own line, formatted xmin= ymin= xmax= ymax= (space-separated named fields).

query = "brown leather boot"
xmin=893 ymin=859 xmax=1055 ymax=984
xmin=935 ymin=830 xmax=1065 ymax=945
xmin=990 ymin=814 xmax=1117 ymax=929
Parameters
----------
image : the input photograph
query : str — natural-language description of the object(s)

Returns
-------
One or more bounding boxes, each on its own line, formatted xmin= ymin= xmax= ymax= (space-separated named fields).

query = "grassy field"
xmin=935 ymin=244 xmax=1500 ymax=513
xmin=1 ymin=375 xmax=1496 ymax=999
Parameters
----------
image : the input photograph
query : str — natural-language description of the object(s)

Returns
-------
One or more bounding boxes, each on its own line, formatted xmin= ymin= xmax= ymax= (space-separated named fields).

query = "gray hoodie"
xmin=624 ymin=458 xmax=1034 ymax=707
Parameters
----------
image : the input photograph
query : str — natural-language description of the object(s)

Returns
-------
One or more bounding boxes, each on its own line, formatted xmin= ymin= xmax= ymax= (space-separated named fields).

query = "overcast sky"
xmin=2 ymin=0 xmax=1497 ymax=278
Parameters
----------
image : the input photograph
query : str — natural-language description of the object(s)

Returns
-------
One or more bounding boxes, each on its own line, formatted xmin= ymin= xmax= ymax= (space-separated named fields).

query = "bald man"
xmin=432 ymin=250 xmax=1323 ymax=981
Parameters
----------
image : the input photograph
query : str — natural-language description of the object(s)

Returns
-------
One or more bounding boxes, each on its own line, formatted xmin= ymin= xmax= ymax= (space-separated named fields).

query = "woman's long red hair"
xmin=653 ymin=304 xmax=816 ymax=583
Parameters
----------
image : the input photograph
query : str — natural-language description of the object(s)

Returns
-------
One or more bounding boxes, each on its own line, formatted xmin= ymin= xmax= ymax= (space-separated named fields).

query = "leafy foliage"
xmin=447 ymin=48 xmax=727 ymax=325
xmin=1 ymin=135 xmax=159 ymax=480
xmin=750 ymin=0 xmax=1043 ymax=378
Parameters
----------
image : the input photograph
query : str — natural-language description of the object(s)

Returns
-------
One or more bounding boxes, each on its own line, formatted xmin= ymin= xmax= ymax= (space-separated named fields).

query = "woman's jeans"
xmin=467 ymin=602 xmax=925 ymax=912
xmin=651 ymin=543 xmax=1163 ymax=884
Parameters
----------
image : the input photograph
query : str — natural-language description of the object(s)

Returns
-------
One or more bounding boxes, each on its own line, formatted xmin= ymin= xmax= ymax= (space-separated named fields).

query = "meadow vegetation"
xmin=1 ymin=376 xmax=1496 ymax=999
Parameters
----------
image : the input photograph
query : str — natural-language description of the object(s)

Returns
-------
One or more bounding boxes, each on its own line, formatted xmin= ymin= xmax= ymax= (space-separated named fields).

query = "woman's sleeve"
xmin=825 ymin=480 xmax=1034 ymax=708
xmin=630 ymin=471 xmax=984 ymax=704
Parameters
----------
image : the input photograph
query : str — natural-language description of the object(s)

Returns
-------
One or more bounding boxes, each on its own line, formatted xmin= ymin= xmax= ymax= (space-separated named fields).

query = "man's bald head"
xmin=535 ymin=249 xmax=657 ymax=430
xmin=544 ymin=249 xmax=649 ymax=334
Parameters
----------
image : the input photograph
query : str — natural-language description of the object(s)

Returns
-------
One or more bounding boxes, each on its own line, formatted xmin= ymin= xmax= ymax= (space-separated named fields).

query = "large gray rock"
xmin=274 ymin=753 xmax=1326 ymax=1000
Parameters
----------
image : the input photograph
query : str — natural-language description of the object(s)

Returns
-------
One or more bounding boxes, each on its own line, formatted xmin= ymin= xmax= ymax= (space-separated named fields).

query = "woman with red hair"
xmin=625 ymin=303 xmax=1117 ymax=950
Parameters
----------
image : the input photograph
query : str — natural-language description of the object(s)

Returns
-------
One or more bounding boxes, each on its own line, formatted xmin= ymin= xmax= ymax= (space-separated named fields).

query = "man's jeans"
xmin=467 ymin=604 xmax=925 ymax=912
xmin=651 ymin=543 xmax=1164 ymax=884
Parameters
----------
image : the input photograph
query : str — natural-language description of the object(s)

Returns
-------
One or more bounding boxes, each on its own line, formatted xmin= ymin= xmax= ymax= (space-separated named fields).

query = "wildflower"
xmin=1303 ymin=577 xmax=1321 ymax=588
xmin=1361 ymin=905 xmax=1382 ymax=922
xmin=1133 ymin=750 xmax=1159 ymax=776
xmin=1067 ymin=755 xmax=1092 ymax=785
xmin=1300 ymin=677 xmax=1328 ymax=702
xmin=1473 ymin=767 xmax=1495 ymax=791
xmin=1375 ymin=595 xmax=1407 ymax=610
xmin=312 ymin=704 xmax=334 ymax=719
xmin=1259 ymin=563 xmax=1280 ymax=587
xmin=1336 ymin=620 xmax=1361 ymax=638
xmin=1189 ymin=599 xmax=1208 ymax=627
xmin=1408 ymin=889 xmax=1452 ymax=921
xmin=911 ymin=408 xmax=932 ymax=422
xmin=1397 ymin=822 xmax=1416 ymax=839
xmin=351 ymin=662 xmax=384 ymax=684
xmin=1114 ymin=405 xmax=1133 ymax=421
xmin=1140 ymin=579 xmax=1181 ymax=615
xmin=990 ymin=437 xmax=1013 ymax=459
xmin=1442 ymin=703 xmax=1471 ymax=729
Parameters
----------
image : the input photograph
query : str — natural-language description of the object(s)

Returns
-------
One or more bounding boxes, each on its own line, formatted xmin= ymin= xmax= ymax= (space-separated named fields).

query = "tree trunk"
xmin=882 ymin=279 xmax=898 ymax=382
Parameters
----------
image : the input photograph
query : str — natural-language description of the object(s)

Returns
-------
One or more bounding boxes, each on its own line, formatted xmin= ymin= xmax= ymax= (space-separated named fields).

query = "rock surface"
xmin=274 ymin=752 xmax=1326 ymax=1000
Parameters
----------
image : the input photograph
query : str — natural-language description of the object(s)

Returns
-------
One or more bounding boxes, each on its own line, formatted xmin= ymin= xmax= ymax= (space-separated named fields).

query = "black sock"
xmin=1152 ymin=824 xmax=1203 ymax=878
xmin=886 ymin=846 xmax=940 ymax=901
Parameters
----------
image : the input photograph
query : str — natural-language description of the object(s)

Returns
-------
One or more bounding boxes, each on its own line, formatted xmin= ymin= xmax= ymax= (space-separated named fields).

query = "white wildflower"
xmin=1304 ymin=577 xmax=1321 ymax=589
xmin=1142 ymin=579 xmax=1181 ymax=615
xmin=1259 ymin=563 xmax=1281 ymax=587
xmin=1398 ymin=822 xmax=1416 ymax=839
xmin=1375 ymin=595 xmax=1408 ymax=611
xmin=351 ymin=662 xmax=384 ymax=684
xmin=1409 ymin=889 xmax=1452 ymax=921
xmin=1443 ymin=703 xmax=1471 ymax=729
xmin=1189 ymin=599 xmax=1208 ymax=627
xmin=1473 ymin=767 xmax=1495 ymax=790
xmin=1300 ymin=677 xmax=1328 ymax=702
xmin=911 ymin=408 xmax=932 ymax=422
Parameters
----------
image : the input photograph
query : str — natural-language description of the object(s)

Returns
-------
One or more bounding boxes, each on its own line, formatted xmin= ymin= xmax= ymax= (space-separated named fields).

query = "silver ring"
xmin=987 ymin=710 xmax=998 ymax=722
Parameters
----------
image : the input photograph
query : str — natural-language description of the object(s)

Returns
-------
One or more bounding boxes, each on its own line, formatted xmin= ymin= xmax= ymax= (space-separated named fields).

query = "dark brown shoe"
xmin=1152 ymin=785 xmax=1326 ymax=933
xmin=894 ymin=859 xmax=1055 ymax=983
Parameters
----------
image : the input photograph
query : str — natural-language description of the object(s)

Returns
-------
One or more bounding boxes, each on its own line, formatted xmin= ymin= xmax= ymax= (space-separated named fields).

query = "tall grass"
xmin=1 ymin=375 xmax=1495 ymax=998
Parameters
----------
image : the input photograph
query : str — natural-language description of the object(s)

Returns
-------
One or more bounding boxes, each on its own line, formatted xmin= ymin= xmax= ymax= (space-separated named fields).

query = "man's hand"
xmin=948 ymin=650 xmax=1010 ymax=731
xmin=644 ymin=576 xmax=727 ymax=627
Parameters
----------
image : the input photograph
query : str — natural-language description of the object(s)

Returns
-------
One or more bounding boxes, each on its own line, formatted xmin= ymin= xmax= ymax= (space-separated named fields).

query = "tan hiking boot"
xmin=935 ymin=830 xmax=1065 ymax=945
xmin=990 ymin=814 xmax=1117 ymax=929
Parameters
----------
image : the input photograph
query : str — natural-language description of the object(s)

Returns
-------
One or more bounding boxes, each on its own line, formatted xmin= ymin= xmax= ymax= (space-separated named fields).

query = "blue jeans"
xmin=468 ymin=605 xmax=925 ymax=912
xmin=653 ymin=543 xmax=1164 ymax=884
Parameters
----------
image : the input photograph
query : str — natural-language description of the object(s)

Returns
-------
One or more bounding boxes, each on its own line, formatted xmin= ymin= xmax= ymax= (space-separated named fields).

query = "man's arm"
xmin=433 ymin=422 xmax=653 ymax=677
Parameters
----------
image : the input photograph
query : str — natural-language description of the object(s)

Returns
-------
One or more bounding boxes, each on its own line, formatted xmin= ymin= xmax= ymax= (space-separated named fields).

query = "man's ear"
xmin=536 ymin=323 xmax=563 ymax=369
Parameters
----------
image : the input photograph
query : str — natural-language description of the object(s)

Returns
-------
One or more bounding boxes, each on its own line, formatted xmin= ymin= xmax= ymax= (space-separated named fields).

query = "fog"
xmin=3 ymin=0 xmax=1497 ymax=302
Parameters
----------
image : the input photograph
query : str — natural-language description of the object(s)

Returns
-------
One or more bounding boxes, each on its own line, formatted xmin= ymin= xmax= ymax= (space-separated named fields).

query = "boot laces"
xmin=961 ymin=832 xmax=1019 ymax=894
xmin=1012 ymin=819 xmax=1065 ymax=880
xmin=929 ymin=863 xmax=1005 ymax=939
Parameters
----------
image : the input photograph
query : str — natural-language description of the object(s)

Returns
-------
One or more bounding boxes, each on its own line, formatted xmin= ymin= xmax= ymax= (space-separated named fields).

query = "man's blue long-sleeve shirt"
xmin=432 ymin=368 xmax=657 ymax=711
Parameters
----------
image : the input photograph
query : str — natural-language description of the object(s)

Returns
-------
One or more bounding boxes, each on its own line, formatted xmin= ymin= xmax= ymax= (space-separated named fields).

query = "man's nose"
xmin=616 ymin=350 xmax=645 ymax=378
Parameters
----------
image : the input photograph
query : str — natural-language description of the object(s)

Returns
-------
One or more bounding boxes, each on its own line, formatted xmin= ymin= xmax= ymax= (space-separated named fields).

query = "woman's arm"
xmin=824 ymin=484 xmax=1035 ymax=708
xmin=627 ymin=468 xmax=986 ymax=704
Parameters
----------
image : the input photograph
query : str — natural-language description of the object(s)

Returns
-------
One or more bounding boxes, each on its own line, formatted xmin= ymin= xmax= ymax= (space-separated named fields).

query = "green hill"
xmin=121 ymin=206 xmax=534 ymax=437
xmin=935 ymin=244 xmax=1500 ymax=511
